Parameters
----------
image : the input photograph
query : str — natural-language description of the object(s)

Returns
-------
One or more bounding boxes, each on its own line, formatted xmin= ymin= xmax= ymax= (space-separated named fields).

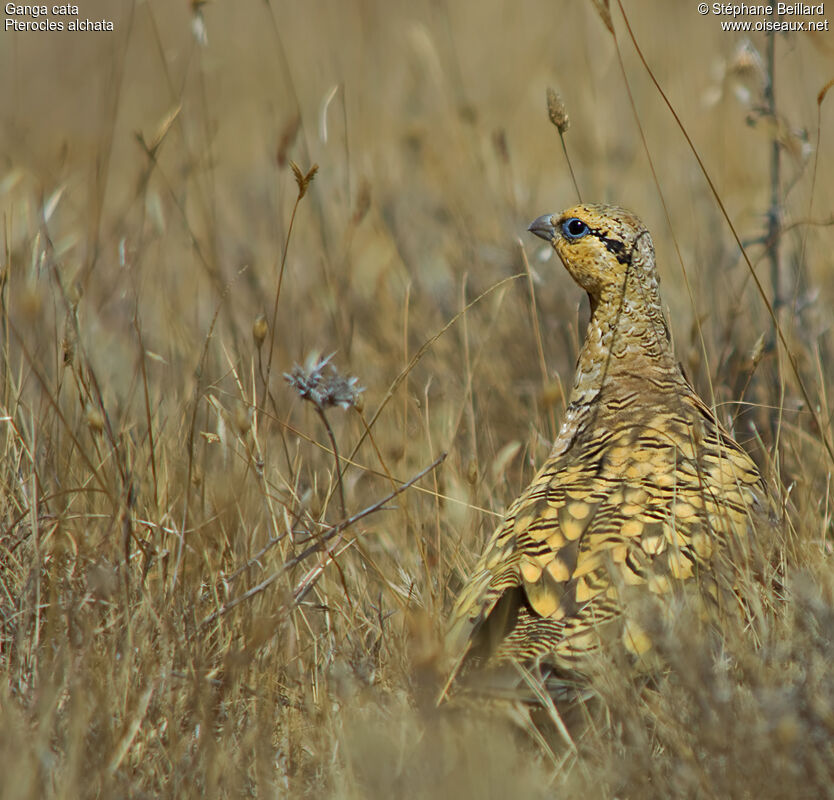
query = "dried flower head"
xmin=546 ymin=88 xmax=570 ymax=134
xmin=284 ymin=352 xmax=364 ymax=410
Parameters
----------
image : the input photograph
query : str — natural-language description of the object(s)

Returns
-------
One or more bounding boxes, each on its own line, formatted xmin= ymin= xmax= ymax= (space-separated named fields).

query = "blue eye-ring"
xmin=562 ymin=217 xmax=590 ymax=240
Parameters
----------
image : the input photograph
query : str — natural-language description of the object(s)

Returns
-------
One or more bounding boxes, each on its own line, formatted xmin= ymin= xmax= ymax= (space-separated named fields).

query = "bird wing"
xmin=446 ymin=398 xmax=775 ymax=681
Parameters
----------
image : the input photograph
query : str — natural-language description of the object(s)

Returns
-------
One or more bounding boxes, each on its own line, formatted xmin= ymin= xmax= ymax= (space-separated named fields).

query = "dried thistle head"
xmin=546 ymin=88 xmax=570 ymax=134
xmin=284 ymin=352 xmax=364 ymax=410
xmin=290 ymin=161 xmax=319 ymax=199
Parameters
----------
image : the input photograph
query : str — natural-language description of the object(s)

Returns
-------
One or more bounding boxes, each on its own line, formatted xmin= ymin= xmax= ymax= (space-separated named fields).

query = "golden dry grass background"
xmin=2 ymin=1 xmax=834 ymax=796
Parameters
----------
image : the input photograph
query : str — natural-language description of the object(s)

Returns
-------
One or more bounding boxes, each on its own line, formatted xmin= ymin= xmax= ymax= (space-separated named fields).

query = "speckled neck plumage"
xmin=571 ymin=278 xmax=674 ymax=405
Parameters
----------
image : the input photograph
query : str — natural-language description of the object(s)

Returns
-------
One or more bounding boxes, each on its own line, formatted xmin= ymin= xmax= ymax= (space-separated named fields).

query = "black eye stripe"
xmin=589 ymin=227 xmax=630 ymax=265
xmin=598 ymin=234 xmax=629 ymax=263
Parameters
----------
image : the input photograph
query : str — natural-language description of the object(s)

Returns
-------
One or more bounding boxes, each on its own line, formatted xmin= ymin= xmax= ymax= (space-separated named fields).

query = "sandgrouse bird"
xmin=446 ymin=203 xmax=778 ymax=698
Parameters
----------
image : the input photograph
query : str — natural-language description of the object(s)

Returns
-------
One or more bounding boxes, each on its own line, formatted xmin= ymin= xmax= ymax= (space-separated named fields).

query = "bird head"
xmin=528 ymin=203 xmax=656 ymax=301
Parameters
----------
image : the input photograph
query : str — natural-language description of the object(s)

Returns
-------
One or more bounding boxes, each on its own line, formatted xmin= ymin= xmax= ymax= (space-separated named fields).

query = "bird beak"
xmin=528 ymin=214 xmax=557 ymax=242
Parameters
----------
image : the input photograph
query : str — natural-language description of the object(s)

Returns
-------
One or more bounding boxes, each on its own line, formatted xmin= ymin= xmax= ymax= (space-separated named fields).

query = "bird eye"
xmin=562 ymin=218 xmax=589 ymax=240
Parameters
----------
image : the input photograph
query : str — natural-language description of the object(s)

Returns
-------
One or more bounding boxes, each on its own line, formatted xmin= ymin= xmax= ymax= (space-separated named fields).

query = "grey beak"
xmin=528 ymin=214 xmax=558 ymax=242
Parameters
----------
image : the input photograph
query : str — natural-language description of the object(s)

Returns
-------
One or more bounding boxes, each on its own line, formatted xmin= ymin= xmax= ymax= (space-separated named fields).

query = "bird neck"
xmin=568 ymin=283 xmax=678 ymax=408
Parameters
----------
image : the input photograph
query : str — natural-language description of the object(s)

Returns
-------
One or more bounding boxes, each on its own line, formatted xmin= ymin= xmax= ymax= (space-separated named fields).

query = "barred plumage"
xmin=446 ymin=203 xmax=778 ymax=695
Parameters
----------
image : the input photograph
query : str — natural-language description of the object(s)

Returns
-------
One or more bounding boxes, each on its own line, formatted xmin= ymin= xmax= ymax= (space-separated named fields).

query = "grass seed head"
xmin=750 ymin=331 xmax=767 ymax=369
xmin=546 ymin=88 xmax=570 ymax=134
xmin=590 ymin=0 xmax=615 ymax=34
xmin=290 ymin=161 xmax=319 ymax=199
xmin=62 ymin=331 xmax=76 ymax=366
xmin=252 ymin=313 xmax=268 ymax=349
xmin=85 ymin=403 xmax=104 ymax=434
xmin=234 ymin=401 xmax=252 ymax=437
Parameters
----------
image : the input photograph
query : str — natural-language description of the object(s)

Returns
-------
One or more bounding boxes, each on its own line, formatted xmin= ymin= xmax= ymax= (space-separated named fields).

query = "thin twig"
xmin=264 ymin=191 xmax=302 ymax=403
xmin=560 ymin=134 xmax=581 ymax=202
xmin=314 ymin=403 xmax=347 ymax=520
xmin=764 ymin=24 xmax=783 ymax=324
xmin=518 ymin=239 xmax=556 ymax=438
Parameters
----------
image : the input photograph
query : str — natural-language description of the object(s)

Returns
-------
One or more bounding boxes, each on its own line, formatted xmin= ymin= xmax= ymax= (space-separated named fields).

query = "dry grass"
xmin=1 ymin=1 xmax=834 ymax=797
